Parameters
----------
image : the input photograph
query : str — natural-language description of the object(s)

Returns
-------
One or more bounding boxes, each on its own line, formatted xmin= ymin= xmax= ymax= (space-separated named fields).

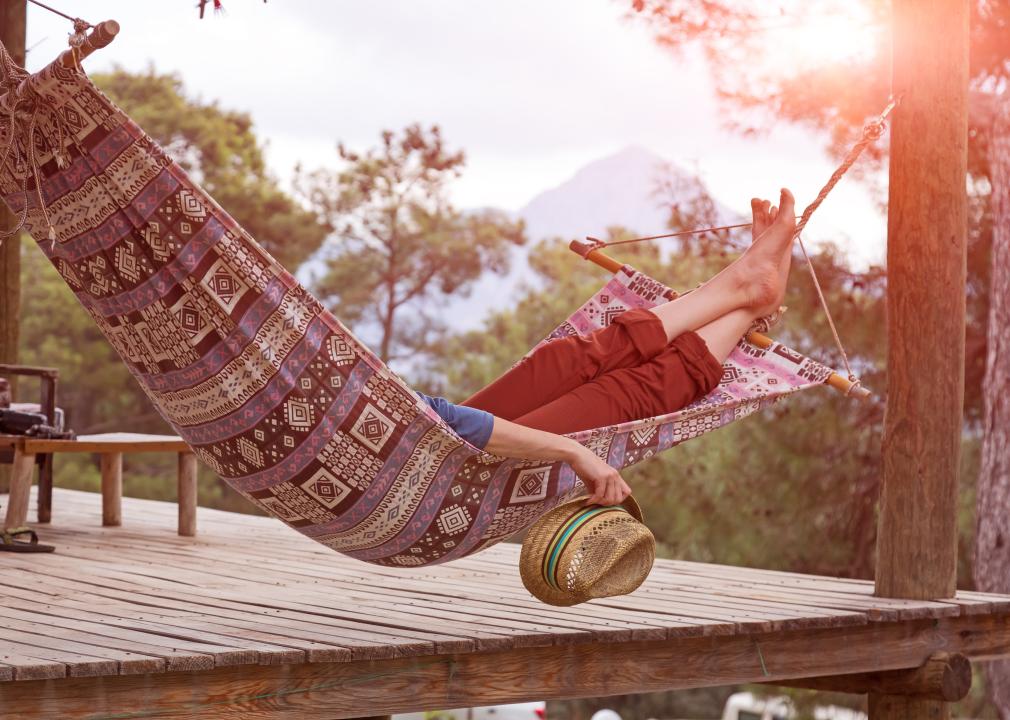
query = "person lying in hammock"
xmin=417 ymin=189 xmax=797 ymax=509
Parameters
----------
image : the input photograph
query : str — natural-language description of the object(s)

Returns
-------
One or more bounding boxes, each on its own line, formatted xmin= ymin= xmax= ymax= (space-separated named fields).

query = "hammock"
xmin=0 ymin=56 xmax=851 ymax=567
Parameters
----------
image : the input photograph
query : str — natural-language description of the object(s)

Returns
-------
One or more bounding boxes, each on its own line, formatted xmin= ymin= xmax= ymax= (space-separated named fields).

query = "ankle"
xmin=732 ymin=260 xmax=781 ymax=313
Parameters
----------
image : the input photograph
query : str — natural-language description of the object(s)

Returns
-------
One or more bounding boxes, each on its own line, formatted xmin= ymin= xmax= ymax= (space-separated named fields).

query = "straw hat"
xmin=519 ymin=494 xmax=655 ymax=606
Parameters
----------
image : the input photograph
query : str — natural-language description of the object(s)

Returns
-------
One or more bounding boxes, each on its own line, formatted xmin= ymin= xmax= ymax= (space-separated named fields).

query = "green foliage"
xmin=295 ymin=124 xmax=526 ymax=362
xmin=93 ymin=66 xmax=328 ymax=271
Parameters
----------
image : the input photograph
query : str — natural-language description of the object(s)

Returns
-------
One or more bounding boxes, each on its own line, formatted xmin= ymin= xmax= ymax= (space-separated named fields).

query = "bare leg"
xmin=694 ymin=308 xmax=757 ymax=365
xmin=687 ymin=196 xmax=794 ymax=365
xmin=647 ymin=188 xmax=796 ymax=343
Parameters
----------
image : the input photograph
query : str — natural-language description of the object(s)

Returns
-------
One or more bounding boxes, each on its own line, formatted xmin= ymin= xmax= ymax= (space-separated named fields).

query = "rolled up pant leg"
xmin=509 ymin=329 xmax=724 ymax=435
xmin=461 ymin=308 xmax=668 ymax=420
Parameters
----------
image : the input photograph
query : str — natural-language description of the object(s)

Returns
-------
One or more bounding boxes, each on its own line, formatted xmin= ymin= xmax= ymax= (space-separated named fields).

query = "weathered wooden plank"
xmin=2 ymin=559 xmax=493 ymax=655
xmin=1 ymin=608 xmax=215 ymax=672
xmin=0 ymin=586 xmax=264 ymax=668
xmin=0 ymin=639 xmax=117 ymax=678
xmin=653 ymin=563 xmax=966 ymax=618
xmin=29 ymin=523 xmax=870 ymax=637
xmin=0 ymin=627 xmax=163 ymax=675
xmin=32 ymin=541 xmax=716 ymax=640
xmin=0 ymin=652 xmax=65 ymax=682
xmin=5 ymin=538 xmax=641 ymax=638
xmin=84 ymin=527 xmax=873 ymax=626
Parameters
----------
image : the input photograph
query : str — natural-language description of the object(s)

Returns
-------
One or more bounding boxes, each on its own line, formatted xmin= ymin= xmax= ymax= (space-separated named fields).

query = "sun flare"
xmin=762 ymin=7 xmax=883 ymax=68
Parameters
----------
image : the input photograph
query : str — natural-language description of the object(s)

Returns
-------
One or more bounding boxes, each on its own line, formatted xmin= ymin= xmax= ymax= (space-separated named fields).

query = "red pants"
xmin=462 ymin=308 xmax=724 ymax=434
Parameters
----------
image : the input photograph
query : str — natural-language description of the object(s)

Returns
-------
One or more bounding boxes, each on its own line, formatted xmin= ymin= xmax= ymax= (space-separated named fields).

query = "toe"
xmin=751 ymin=198 xmax=768 ymax=241
xmin=778 ymin=188 xmax=795 ymax=218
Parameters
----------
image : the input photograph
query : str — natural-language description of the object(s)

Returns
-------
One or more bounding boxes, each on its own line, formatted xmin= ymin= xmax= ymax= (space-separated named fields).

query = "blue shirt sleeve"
xmin=416 ymin=392 xmax=495 ymax=450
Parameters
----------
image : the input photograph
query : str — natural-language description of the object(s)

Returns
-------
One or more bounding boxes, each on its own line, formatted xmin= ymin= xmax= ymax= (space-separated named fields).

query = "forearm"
xmin=483 ymin=416 xmax=582 ymax=463
xmin=484 ymin=416 xmax=631 ymax=506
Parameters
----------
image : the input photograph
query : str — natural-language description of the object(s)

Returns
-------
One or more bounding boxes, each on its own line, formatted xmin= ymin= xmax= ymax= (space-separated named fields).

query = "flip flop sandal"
xmin=0 ymin=526 xmax=55 ymax=553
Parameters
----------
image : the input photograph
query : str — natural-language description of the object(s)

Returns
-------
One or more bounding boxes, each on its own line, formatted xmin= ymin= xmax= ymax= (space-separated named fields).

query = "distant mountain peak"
xmin=517 ymin=146 xmax=713 ymax=243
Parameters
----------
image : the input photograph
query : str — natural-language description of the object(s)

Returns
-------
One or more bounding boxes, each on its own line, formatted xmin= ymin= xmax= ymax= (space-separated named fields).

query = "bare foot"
xmin=733 ymin=189 xmax=796 ymax=314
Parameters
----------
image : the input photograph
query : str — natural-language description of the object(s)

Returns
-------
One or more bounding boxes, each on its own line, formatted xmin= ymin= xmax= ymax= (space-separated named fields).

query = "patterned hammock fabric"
xmin=0 ymin=62 xmax=836 ymax=567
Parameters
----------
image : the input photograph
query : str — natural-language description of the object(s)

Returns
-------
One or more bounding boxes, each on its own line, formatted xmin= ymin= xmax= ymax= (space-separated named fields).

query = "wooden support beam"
xmin=775 ymin=652 xmax=971 ymax=702
xmin=1 ymin=614 xmax=1008 ymax=720
xmin=874 ymin=0 xmax=970 ymax=717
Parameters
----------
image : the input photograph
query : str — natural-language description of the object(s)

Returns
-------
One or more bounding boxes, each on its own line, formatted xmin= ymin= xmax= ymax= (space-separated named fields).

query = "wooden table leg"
xmin=100 ymin=452 xmax=122 ymax=527
xmin=37 ymin=453 xmax=53 ymax=523
xmin=4 ymin=446 xmax=36 ymax=528
xmin=177 ymin=451 xmax=197 ymax=537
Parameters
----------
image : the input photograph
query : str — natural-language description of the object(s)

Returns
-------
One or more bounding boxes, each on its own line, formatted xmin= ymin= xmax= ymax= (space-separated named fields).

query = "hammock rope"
xmin=25 ymin=0 xmax=93 ymax=28
xmin=586 ymin=95 xmax=902 ymax=391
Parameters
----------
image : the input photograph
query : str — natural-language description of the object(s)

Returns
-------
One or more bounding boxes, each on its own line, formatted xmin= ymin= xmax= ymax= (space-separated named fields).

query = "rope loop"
xmin=68 ymin=19 xmax=90 ymax=49
xmin=843 ymin=378 xmax=862 ymax=397
xmin=862 ymin=119 xmax=885 ymax=141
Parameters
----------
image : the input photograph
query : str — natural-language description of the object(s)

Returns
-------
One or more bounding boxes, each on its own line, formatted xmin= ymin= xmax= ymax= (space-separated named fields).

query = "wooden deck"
xmin=2 ymin=488 xmax=1010 ymax=719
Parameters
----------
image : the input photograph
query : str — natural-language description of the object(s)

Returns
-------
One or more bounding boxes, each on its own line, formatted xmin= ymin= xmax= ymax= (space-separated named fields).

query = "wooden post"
xmin=100 ymin=452 xmax=122 ymax=527
xmin=874 ymin=0 xmax=969 ymax=718
xmin=0 ymin=1 xmax=23 ymax=370
xmin=177 ymin=451 xmax=197 ymax=536
xmin=3 ymin=444 xmax=34 ymax=527
xmin=0 ymin=0 xmax=25 ymax=497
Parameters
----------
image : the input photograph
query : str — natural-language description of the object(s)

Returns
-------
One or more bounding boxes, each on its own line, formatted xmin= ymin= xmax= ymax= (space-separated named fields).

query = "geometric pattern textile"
xmin=0 ymin=61 xmax=835 ymax=566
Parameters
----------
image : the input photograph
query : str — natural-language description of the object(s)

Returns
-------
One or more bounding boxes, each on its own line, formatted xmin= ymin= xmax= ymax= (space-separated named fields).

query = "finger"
xmin=606 ymin=478 xmax=622 ymax=506
xmin=769 ymin=205 xmax=778 ymax=222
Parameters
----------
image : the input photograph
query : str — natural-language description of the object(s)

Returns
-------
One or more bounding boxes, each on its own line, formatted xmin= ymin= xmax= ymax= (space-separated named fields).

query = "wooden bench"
xmin=2 ymin=433 xmax=198 ymax=536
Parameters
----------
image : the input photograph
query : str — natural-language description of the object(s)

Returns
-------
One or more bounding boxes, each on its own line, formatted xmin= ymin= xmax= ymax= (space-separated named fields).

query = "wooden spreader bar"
xmin=569 ymin=239 xmax=872 ymax=400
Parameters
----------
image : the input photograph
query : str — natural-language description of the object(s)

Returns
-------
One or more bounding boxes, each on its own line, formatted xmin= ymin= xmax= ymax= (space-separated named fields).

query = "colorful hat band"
xmin=542 ymin=504 xmax=629 ymax=590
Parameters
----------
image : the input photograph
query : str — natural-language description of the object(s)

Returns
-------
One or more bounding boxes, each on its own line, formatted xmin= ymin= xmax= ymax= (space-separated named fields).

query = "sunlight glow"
xmin=762 ymin=9 xmax=882 ymax=68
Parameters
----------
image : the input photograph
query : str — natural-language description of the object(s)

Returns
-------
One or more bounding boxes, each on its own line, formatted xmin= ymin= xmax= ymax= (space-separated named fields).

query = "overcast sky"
xmin=24 ymin=1 xmax=887 ymax=269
